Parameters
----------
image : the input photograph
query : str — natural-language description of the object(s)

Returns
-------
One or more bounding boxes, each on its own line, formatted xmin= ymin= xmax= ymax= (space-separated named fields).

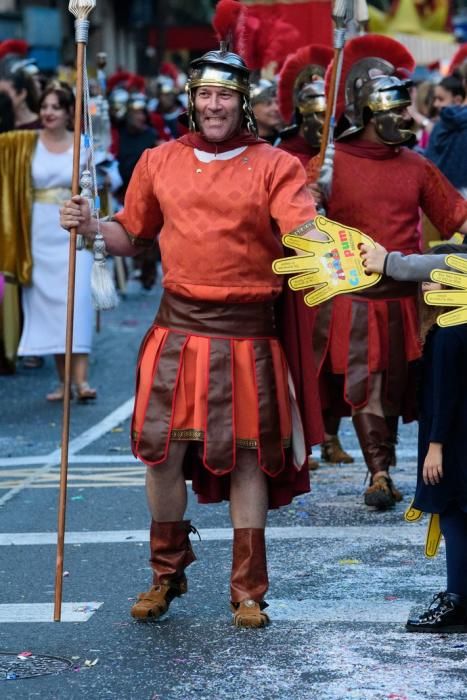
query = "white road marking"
xmin=0 ymin=454 xmax=138 ymax=467
xmin=0 ymin=449 xmax=419 ymax=469
xmin=0 ymin=398 xmax=135 ymax=507
xmin=267 ymin=598 xmax=414 ymax=623
xmin=48 ymin=397 xmax=135 ymax=460
xmin=0 ymin=525 xmax=427 ymax=546
xmin=0 ymin=466 xmax=146 ymax=489
xmin=0 ymin=602 xmax=103 ymax=623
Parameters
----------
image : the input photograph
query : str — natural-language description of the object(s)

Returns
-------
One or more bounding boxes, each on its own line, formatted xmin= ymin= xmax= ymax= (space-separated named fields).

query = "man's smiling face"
xmin=194 ymin=85 xmax=243 ymax=142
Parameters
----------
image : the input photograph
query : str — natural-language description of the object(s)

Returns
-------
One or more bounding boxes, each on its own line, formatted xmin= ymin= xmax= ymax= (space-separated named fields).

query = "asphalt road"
xmin=0 ymin=280 xmax=466 ymax=700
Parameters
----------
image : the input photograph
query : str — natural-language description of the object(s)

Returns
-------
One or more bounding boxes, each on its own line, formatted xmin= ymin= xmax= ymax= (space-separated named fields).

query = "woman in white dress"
xmin=17 ymin=82 xmax=96 ymax=401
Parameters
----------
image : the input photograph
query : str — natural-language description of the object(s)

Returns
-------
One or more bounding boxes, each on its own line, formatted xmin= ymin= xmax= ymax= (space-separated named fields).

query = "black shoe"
xmin=406 ymin=592 xmax=467 ymax=633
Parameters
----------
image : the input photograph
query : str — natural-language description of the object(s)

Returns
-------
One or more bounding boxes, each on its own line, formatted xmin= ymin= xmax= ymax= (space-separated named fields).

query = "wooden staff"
xmin=54 ymin=0 xmax=96 ymax=623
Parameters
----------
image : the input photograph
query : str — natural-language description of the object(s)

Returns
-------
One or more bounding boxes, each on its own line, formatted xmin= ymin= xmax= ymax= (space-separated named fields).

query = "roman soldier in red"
xmin=276 ymin=44 xmax=353 ymax=468
xmin=277 ymin=44 xmax=333 ymax=167
xmin=307 ymin=34 xmax=467 ymax=509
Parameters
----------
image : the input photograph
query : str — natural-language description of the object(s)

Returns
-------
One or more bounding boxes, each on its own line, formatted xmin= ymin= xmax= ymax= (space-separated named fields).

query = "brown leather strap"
xmin=345 ymin=301 xmax=369 ymax=408
xmin=136 ymin=331 xmax=187 ymax=464
xmin=204 ymin=338 xmax=235 ymax=474
xmin=312 ymin=300 xmax=334 ymax=373
xmin=352 ymin=278 xmax=417 ymax=300
xmin=156 ymin=291 xmax=277 ymax=338
xmin=253 ymin=339 xmax=284 ymax=476
xmin=384 ymin=301 xmax=407 ymax=412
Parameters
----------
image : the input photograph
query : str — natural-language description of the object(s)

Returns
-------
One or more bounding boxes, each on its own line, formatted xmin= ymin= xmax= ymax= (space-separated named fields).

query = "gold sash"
xmin=33 ymin=187 xmax=72 ymax=205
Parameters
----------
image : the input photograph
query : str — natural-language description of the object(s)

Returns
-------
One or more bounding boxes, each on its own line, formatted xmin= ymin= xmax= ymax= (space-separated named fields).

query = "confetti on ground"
xmin=84 ymin=658 xmax=99 ymax=667
xmin=338 ymin=559 xmax=362 ymax=565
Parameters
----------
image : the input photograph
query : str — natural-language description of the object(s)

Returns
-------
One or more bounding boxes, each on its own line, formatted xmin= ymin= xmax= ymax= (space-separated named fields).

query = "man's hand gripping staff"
xmin=424 ymin=255 xmax=467 ymax=327
xmin=272 ymin=215 xmax=381 ymax=306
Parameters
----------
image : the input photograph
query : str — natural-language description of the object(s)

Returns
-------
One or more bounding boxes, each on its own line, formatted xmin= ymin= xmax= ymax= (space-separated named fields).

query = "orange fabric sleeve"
xmin=420 ymin=158 xmax=467 ymax=236
xmin=268 ymin=153 xmax=317 ymax=236
xmin=113 ymin=149 xmax=163 ymax=245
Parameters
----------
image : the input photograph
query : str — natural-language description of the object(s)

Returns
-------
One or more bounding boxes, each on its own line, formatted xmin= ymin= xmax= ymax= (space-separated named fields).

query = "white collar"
xmin=194 ymin=146 xmax=248 ymax=163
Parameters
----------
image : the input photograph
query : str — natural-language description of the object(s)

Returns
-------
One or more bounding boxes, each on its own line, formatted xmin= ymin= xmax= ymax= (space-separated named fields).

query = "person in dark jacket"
xmin=425 ymin=77 xmax=467 ymax=196
xmin=405 ymin=253 xmax=467 ymax=632
xmin=362 ymin=240 xmax=467 ymax=631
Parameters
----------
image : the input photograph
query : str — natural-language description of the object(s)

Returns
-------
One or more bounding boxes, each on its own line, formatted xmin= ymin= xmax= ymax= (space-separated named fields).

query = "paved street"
xmin=1 ymin=281 xmax=466 ymax=700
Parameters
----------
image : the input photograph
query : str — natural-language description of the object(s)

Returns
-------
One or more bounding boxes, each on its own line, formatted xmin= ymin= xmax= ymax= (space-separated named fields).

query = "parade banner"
xmin=272 ymin=215 xmax=381 ymax=306
xmin=240 ymin=0 xmax=333 ymax=47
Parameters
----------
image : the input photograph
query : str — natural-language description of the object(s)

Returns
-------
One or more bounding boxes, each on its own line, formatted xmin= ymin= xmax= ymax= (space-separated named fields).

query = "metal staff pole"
xmin=54 ymin=0 xmax=96 ymax=623
xmin=317 ymin=0 xmax=368 ymax=200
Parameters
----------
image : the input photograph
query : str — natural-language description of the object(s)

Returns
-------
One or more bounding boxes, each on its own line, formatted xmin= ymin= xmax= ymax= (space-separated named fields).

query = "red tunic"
xmin=277 ymin=134 xmax=324 ymax=447
xmin=309 ymin=139 xmax=467 ymax=416
xmin=278 ymin=133 xmax=319 ymax=169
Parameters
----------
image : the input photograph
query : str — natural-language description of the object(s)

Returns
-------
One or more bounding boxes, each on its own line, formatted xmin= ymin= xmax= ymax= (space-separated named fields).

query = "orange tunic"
xmin=114 ymin=140 xmax=316 ymax=302
xmin=116 ymin=137 xmax=317 ymax=507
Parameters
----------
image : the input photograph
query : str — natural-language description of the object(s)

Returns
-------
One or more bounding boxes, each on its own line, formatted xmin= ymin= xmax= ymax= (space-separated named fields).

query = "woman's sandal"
xmin=74 ymin=382 xmax=97 ymax=403
xmin=46 ymin=384 xmax=73 ymax=402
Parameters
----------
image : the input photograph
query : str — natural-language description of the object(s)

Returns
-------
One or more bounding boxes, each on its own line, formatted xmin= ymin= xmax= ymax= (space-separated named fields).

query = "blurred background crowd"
xmin=0 ymin=0 xmax=466 ymax=390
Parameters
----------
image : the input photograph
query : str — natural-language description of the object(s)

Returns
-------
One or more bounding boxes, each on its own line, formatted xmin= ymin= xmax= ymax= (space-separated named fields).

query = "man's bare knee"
xmin=145 ymin=443 xmax=187 ymax=484
xmin=232 ymin=450 xmax=261 ymax=481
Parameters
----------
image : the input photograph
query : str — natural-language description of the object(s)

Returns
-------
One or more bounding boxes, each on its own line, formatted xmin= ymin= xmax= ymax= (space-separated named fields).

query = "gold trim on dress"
xmin=33 ymin=187 xmax=72 ymax=205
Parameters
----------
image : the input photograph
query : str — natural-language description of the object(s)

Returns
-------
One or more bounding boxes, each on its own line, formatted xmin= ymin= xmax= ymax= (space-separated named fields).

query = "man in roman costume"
xmin=60 ymin=42 xmax=322 ymax=627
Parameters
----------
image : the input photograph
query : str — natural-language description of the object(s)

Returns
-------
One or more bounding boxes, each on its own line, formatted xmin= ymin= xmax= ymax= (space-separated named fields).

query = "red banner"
xmin=240 ymin=0 xmax=333 ymax=48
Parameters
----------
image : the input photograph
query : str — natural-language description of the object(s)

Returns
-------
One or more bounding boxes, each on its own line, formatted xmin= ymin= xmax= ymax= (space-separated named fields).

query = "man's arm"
xmin=60 ymin=195 xmax=151 ymax=257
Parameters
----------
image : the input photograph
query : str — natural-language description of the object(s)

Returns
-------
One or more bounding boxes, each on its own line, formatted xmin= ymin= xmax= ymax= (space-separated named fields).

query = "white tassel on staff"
xmin=91 ymin=229 xmax=119 ymax=310
xmin=79 ymin=18 xmax=118 ymax=310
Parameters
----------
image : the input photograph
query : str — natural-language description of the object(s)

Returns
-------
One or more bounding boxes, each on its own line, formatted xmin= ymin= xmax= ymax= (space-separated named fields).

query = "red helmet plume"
xmin=278 ymin=44 xmax=334 ymax=123
xmin=213 ymin=0 xmax=243 ymax=44
xmin=0 ymin=39 xmax=29 ymax=60
xmin=107 ymin=70 xmax=132 ymax=93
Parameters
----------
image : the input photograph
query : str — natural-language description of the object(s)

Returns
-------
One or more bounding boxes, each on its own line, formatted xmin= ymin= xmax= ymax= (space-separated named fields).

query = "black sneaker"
xmin=406 ymin=592 xmax=467 ymax=633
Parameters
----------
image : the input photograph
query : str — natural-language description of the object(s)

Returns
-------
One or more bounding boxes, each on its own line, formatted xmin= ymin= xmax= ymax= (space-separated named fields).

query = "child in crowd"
xmin=362 ymin=242 xmax=467 ymax=632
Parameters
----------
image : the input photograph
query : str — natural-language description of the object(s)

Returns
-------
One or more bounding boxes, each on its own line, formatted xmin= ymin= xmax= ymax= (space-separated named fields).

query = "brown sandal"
xmin=131 ymin=577 xmax=188 ymax=620
xmin=321 ymin=435 xmax=354 ymax=464
xmin=74 ymin=382 xmax=97 ymax=402
xmin=231 ymin=600 xmax=270 ymax=628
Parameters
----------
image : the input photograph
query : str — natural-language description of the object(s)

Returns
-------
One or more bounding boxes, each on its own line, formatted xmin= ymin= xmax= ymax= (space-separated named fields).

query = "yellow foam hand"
xmin=272 ymin=215 xmax=381 ymax=307
xmin=424 ymin=255 xmax=467 ymax=327
xmin=404 ymin=501 xmax=442 ymax=558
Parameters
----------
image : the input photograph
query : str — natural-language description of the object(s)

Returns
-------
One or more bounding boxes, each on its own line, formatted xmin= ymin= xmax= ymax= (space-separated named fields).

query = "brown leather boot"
xmin=320 ymin=435 xmax=354 ymax=464
xmin=230 ymin=528 xmax=270 ymax=628
xmin=385 ymin=415 xmax=399 ymax=467
xmin=131 ymin=520 xmax=197 ymax=621
xmin=352 ymin=413 xmax=403 ymax=510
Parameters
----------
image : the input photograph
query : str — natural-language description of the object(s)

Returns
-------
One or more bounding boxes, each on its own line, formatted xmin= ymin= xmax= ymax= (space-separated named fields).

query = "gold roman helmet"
xmin=335 ymin=36 xmax=416 ymax=144
xmin=186 ymin=44 xmax=257 ymax=136
xmin=250 ymin=79 xmax=277 ymax=107
xmin=341 ymin=58 xmax=412 ymax=140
